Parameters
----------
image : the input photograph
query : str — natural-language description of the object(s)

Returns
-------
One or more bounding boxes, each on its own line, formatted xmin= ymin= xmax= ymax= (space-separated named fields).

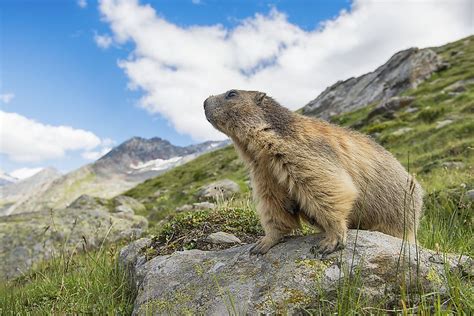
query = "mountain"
xmin=1 ymin=137 xmax=228 ymax=215
xmin=0 ymin=167 xmax=61 ymax=216
xmin=0 ymin=171 xmax=18 ymax=187
xmin=93 ymin=137 xmax=227 ymax=181
xmin=302 ymin=46 xmax=446 ymax=119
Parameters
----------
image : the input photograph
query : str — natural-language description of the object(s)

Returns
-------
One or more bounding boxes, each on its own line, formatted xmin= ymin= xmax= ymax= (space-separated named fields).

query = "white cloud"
xmin=0 ymin=111 xmax=102 ymax=162
xmin=81 ymin=147 xmax=112 ymax=160
xmin=77 ymin=0 xmax=87 ymax=9
xmin=99 ymin=0 xmax=473 ymax=141
xmin=10 ymin=167 xmax=44 ymax=180
xmin=0 ymin=93 xmax=15 ymax=104
xmin=191 ymin=0 xmax=202 ymax=4
xmin=94 ymin=33 xmax=113 ymax=49
xmin=81 ymin=138 xmax=115 ymax=160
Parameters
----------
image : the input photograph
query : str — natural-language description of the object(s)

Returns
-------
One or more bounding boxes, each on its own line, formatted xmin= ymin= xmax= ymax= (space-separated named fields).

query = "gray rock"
xmin=367 ymin=96 xmax=416 ymax=120
xmin=441 ymin=161 xmax=465 ymax=169
xmin=119 ymin=230 xmax=472 ymax=315
xmin=197 ymin=179 xmax=240 ymax=200
xmin=302 ymin=48 xmax=442 ymax=119
xmin=206 ymin=232 xmax=242 ymax=244
xmin=68 ymin=194 xmax=110 ymax=212
xmin=176 ymin=204 xmax=193 ymax=212
xmin=176 ymin=202 xmax=216 ymax=213
xmin=436 ymin=119 xmax=454 ymax=129
xmin=0 ymin=207 xmax=148 ymax=280
xmin=443 ymin=78 xmax=474 ymax=93
xmin=405 ymin=106 xmax=419 ymax=114
xmin=466 ymin=189 xmax=474 ymax=201
xmin=392 ymin=127 xmax=413 ymax=136
xmin=192 ymin=202 xmax=216 ymax=210
xmin=113 ymin=195 xmax=146 ymax=214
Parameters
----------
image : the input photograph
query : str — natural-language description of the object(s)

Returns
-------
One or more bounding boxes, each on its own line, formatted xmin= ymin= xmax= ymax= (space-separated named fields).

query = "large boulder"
xmin=0 ymin=207 xmax=148 ymax=280
xmin=302 ymin=48 xmax=443 ymax=119
xmin=120 ymin=230 xmax=471 ymax=315
xmin=197 ymin=179 xmax=240 ymax=200
xmin=68 ymin=194 xmax=146 ymax=214
xmin=367 ymin=96 xmax=416 ymax=120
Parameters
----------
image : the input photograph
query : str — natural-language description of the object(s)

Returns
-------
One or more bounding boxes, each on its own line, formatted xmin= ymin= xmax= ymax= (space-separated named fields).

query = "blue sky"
xmin=0 ymin=0 xmax=471 ymax=177
xmin=0 ymin=0 xmax=351 ymax=175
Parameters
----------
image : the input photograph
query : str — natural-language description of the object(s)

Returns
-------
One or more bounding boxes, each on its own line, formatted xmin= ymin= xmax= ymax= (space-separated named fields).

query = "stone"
xmin=443 ymin=79 xmax=474 ymax=94
xmin=67 ymin=194 xmax=110 ymax=212
xmin=367 ymin=96 xmax=416 ymax=120
xmin=441 ymin=161 xmax=465 ymax=169
xmin=176 ymin=204 xmax=193 ymax=212
xmin=197 ymin=179 xmax=240 ymax=200
xmin=176 ymin=202 xmax=216 ymax=213
xmin=404 ymin=107 xmax=419 ymax=114
xmin=392 ymin=127 xmax=413 ymax=136
xmin=466 ymin=189 xmax=474 ymax=201
xmin=192 ymin=202 xmax=216 ymax=210
xmin=0 ymin=207 xmax=148 ymax=280
xmin=113 ymin=195 xmax=146 ymax=214
xmin=205 ymin=232 xmax=242 ymax=244
xmin=119 ymin=230 xmax=472 ymax=315
xmin=436 ymin=119 xmax=454 ymax=129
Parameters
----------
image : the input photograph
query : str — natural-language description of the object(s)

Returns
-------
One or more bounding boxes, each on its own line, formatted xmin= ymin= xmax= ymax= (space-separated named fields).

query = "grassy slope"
xmin=2 ymin=36 xmax=473 ymax=314
xmin=124 ymin=145 xmax=248 ymax=224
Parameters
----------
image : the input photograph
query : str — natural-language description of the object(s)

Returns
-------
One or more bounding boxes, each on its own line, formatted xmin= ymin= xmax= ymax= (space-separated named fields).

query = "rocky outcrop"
xmin=0 ymin=207 xmax=147 ymax=280
xmin=367 ymin=96 xmax=416 ymax=120
xmin=120 ymin=230 xmax=471 ymax=315
xmin=302 ymin=48 xmax=443 ymax=119
xmin=197 ymin=179 xmax=240 ymax=200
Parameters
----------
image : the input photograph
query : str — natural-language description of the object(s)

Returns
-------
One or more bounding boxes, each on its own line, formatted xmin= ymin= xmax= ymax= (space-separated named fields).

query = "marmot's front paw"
xmin=249 ymin=236 xmax=280 ymax=255
xmin=310 ymin=233 xmax=345 ymax=257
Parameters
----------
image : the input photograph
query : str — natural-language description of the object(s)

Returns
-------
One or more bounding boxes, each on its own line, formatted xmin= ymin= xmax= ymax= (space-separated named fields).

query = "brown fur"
xmin=204 ymin=90 xmax=424 ymax=255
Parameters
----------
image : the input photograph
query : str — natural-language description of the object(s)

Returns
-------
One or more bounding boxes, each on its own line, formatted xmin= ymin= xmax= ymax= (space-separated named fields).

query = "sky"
xmin=0 ymin=0 xmax=472 ymax=178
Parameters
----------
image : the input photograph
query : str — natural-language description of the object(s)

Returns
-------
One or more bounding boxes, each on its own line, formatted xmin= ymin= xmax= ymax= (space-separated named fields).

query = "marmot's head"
xmin=204 ymin=89 xmax=294 ymax=140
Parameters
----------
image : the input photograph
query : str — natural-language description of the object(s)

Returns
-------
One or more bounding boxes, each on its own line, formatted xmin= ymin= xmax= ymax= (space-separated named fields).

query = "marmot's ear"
xmin=255 ymin=92 xmax=266 ymax=105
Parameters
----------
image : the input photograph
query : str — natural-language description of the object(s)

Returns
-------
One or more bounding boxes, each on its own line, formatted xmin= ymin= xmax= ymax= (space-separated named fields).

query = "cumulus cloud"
xmin=0 ymin=93 xmax=15 ymax=104
xmin=98 ymin=0 xmax=472 ymax=141
xmin=81 ymin=147 xmax=112 ymax=160
xmin=77 ymin=0 xmax=87 ymax=9
xmin=10 ymin=167 xmax=44 ymax=180
xmin=0 ymin=111 xmax=102 ymax=162
xmin=94 ymin=33 xmax=113 ymax=49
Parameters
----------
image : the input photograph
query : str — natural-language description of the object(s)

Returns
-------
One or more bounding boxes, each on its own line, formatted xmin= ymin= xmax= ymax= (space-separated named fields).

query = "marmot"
xmin=204 ymin=90 xmax=423 ymax=255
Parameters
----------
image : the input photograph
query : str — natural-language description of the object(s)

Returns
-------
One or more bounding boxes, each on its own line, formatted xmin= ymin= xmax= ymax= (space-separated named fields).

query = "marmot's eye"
xmin=225 ymin=90 xmax=238 ymax=99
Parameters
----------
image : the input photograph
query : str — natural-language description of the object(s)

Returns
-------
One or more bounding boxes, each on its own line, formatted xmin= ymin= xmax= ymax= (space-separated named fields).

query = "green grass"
xmin=125 ymin=145 xmax=247 ymax=224
xmin=0 ymin=245 xmax=134 ymax=314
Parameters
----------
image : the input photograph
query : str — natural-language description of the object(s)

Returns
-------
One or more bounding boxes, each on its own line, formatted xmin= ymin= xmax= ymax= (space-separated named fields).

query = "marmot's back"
xmin=301 ymin=117 xmax=424 ymax=238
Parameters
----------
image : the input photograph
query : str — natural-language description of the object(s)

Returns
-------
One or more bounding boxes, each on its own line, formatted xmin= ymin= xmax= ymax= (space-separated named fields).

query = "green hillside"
xmin=124 ymin=145 xmax=248 ymax=223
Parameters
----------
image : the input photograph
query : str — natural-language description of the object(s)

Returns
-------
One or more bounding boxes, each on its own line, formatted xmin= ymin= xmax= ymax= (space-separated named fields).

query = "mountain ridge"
xmin=1 ymin=137 xmax=228 ymax=215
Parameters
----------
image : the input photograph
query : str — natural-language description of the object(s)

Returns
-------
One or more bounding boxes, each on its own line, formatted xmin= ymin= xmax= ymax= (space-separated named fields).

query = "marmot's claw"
xmin=249 ymin=236 xmax=278 ymax=255
xmin=311 ymin=235 xmax=345 ymax=258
